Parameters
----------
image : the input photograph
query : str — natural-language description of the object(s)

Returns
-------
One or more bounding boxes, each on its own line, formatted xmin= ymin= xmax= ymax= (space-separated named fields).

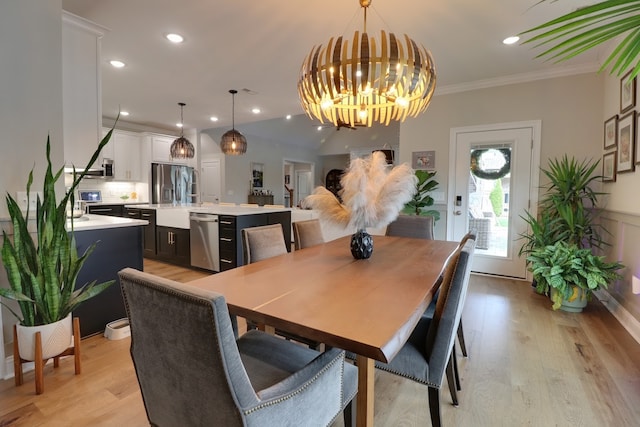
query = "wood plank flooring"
xmin=1 ymin=260 xmax=639 ymax=426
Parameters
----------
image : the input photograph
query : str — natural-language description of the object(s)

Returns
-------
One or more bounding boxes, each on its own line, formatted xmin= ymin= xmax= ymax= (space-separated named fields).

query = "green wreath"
xmin=470 ymin=148 xmax=511 ymax=180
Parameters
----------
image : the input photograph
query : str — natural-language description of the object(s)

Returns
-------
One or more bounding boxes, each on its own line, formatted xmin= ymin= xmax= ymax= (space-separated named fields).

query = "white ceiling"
xmin=61 ymin=0 xmax=602 ymax=134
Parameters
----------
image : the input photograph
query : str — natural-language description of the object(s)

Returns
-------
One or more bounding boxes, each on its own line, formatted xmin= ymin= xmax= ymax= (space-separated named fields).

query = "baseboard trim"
xmin=3 ymin=356 xmax=35 ymax=380
xmin=594 ymin=289 xmax=640 ymax=345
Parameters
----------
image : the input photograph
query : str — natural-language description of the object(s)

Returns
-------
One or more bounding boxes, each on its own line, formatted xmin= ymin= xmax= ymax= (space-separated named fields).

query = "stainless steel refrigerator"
xmin=151 ymin=163 xmax=196 ymax=204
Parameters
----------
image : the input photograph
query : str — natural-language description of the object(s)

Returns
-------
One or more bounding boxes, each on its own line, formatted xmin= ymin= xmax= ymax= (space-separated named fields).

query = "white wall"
xmin=201 ymin=129 xmax=320 ymax=205
xmin=0 ymin=0 xmax=64 ymax=378
xmin=599 ymin=69 xmax=640 ymax=336
xmin=400 ymin=73 xmax=604 ymax=199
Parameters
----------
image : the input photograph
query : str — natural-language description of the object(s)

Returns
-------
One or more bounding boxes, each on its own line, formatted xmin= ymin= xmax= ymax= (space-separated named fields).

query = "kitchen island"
xmin=67 ymin=214 xmax=147 ymax=337
xmin=127 ymin=204 xmax=291 ymax=271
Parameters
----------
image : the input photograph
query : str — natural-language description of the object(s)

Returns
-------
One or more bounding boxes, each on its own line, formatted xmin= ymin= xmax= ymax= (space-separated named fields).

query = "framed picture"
xmin=604 ymin=115 xmax=618 ymax=149
xmin=636 ymin=113 xmax=640 ymax=166
xmin=620 ymin=70 xmax=636 ymax=113
xmin=617 ymin=111 xmax=635 ymax=173
xmin=412 ymin=150 xmax=436 ymax=170
xmin=251 ymin=162 xmax=264 ymax=189
xmin=602 ymin=151 xmax=616 ymax=182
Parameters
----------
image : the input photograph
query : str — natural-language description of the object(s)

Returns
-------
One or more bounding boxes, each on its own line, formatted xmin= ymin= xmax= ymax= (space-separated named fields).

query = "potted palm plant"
xmin=519 ymin=156 xmax=607 ymax=262
xmin=527 ymin=241 xmax=622 ymax=311
xmin=1 ymin=129 xmax=115 ymax=360
xmin=518 ymin=156 xmax=624 ymax=309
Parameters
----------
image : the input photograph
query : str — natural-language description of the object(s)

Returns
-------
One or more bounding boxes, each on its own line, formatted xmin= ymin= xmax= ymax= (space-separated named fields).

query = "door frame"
xmin=282 ymin=158 xmax=315 ymax=207
xmin=447 ymin=120 xmax=542 ymax=280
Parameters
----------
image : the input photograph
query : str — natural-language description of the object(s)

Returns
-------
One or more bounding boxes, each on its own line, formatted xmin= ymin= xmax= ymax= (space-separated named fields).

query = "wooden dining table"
xmin=187 ymin=235 xmax=459 ymax=427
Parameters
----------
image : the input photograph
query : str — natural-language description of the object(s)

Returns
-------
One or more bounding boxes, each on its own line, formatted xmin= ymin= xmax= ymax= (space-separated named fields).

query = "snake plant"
xmin=522 ymin=0 xmax=640 ymax=79
xmin=1 ymin=128 xmax=116 ymax=326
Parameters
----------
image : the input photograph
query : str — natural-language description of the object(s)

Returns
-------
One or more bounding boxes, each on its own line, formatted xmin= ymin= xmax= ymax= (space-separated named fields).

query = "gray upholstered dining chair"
xmin=241 ymin=223 xmax=288 ymax=264
xmin=293 ymin=218 xmax=325 ymax=250
xmin=368 ymin=237 xmax=476 ymax=427
xmin=385 ymin=214 xmax=435 ymax=240
xmin=241 ymin=223 xmax=321 ymax=349
xmin=387 ymin=216 xmax=470 ymax=361
xmin=119 ymin=268 xmax=357 ymax=427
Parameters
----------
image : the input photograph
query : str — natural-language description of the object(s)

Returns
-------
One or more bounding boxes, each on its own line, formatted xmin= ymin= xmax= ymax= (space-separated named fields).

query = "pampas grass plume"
xmin=303 ymin=151 xmax=417 ymax=229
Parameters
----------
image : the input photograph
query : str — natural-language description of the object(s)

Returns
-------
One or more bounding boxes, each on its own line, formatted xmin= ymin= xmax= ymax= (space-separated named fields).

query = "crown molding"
xmin=435 ymin=62 xmax=601 ymax=96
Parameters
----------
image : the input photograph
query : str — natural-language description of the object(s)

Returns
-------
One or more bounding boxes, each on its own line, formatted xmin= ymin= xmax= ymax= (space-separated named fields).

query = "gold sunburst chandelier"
xmin=297 ymin=0 xmax=436 ymax=128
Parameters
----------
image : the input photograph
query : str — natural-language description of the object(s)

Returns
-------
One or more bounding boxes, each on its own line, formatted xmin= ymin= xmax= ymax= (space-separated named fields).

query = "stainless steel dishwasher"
xmin=189 ymin=212 xmax=220 ymax=272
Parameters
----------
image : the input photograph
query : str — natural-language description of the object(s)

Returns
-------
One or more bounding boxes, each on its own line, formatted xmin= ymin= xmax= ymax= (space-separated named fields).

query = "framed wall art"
xmin=617 ymin=111 xmax=635 ymax=173
xmin=604 ymin=114 xmax=618 ymax=149
xmin=620 ymin=70 xmax=636 ymax=113
xmin=636 ymin=112 xmax=640 ymax=166
xmin=251 ymin=162 xmax=264 ymax=189
xmin=411 ymin=150 xmax=435 ymax=170
xmin=602 ymin=151 xmax=616 ymax=182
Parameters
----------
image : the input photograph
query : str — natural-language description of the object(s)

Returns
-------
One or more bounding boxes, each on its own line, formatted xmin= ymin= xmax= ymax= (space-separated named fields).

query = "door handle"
xmin=454 ymin=210 xmax=462 ymax=216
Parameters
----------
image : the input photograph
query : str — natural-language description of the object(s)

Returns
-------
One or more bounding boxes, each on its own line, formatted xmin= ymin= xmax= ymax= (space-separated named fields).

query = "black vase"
xmin=350 ymin=229 xmax=373 ymax=259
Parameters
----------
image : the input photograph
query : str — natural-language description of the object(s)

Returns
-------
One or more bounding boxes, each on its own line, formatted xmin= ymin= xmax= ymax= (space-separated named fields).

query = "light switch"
xmin=633 ymin=275 xmax=640 ymax=295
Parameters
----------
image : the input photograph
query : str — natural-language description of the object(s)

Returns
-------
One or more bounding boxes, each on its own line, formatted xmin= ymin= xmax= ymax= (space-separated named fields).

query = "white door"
xmin=295 ymin=171 xmax=312 ymax=207
xmin=448 ymin=121 xmax=540 ymax=279
xmin=201 ymin=159 xmax=221 ymax=203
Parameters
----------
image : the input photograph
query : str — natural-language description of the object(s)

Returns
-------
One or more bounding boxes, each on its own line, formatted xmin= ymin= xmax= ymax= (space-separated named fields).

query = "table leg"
xmin=355 ymin=355 xmax=374 ymax=427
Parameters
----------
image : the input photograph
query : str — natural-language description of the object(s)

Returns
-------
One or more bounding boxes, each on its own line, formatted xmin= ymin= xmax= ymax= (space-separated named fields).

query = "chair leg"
xmin=445 ymin=356 xmax=459 ymax=406
xmin=428 ymin=387 xmax=442 ymax=427
xmin=452 ymin=343 xmax=461 ymax=391
xmin=13 ymin=325 xmax=23 ymax=386
xmin=457 ymin=322 xmax=468 ymax=357
xmin=343 ymin=398 xmax=356 ymax=427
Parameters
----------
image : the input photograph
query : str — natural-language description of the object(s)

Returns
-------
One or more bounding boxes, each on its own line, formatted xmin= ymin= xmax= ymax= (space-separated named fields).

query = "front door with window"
xmin=449 ymin=121 xmax=541 ymax=279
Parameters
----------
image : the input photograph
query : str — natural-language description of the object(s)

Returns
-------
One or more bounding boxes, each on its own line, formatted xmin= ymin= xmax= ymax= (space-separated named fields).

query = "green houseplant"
xmin=522 ymin=1 xmax=640 ymax=80
xmin=519 ymin=155 xmax=606 ymax=262
xmin=1 ymin=129 xmax=116 ymax=329
xmin=527 ymin=241 xmax=623 ymax=311
xmin=402 ymin=170 xmax=440 ymax=221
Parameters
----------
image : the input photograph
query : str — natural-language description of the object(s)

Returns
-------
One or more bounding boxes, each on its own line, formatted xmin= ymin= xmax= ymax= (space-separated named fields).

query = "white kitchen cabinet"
xmin=151 ymin=135 xmax=175 ymax=163
xmin=141 ymin=133 xmax=197 ymax=167
xmin=62 ymin=12 xmax=106 ymax=169
xmin=113 ymin=131 xmax=141 ymax=181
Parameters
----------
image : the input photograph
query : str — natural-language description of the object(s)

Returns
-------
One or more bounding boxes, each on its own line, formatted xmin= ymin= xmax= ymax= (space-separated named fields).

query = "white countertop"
xmin=66 ymin=214 xmax=148 ymax=232
xmin=128 ymin=203 xmax=292 ymax=229
xmin=129 ymin=203 xmax=290 ymax=215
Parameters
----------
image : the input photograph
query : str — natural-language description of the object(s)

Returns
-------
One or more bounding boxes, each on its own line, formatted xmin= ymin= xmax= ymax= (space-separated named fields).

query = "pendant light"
xmin=220 ymin=89 xmax=247 ymax=155
xmin=170 ymin=102 xmax=195 ymax=159
xmin=298 ymin=0 xmax=436 ymax=128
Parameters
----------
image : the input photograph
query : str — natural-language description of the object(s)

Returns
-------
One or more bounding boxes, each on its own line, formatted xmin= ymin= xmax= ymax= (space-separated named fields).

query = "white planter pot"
xmin=16 ymin=314 xmax=73 ymax=361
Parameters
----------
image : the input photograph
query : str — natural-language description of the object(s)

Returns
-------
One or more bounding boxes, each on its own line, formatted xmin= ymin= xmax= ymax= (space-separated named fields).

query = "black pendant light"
xmin=170 ymin=102 xmax=195 ymax=159
xmin=220 ymin=90 xmax=247 ymax=155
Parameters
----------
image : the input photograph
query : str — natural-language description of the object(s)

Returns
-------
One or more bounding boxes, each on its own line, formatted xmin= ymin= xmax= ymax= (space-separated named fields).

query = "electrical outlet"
xmin=633 ymin=275 xmax=640 ymax=295
xmin=16 ymin=191 xmax=42 ymax=211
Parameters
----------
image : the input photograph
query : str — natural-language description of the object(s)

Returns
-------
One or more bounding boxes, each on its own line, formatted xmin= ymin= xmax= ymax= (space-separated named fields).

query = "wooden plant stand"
xmin=13 ymin=317 xmax=82 ymax=395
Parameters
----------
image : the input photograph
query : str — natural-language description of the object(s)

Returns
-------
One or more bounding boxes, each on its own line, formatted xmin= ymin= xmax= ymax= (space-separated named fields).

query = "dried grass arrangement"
xmin=304 ymin=151 xmax=417 ymax=231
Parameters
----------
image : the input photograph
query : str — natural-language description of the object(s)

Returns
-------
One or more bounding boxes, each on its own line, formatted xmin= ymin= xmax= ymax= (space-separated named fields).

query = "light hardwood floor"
xmin=1 ymin=260 xmax=639 ymax=426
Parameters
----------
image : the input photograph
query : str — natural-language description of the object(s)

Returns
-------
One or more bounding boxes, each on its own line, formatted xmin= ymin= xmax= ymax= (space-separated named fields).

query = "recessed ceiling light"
xmin=210 ymin=116 xmax=219 ymax=122
xmin=120 ymin=111 xmax=130 ymax=116
xmin=503 ymin=36 xmax=519 ymax=45
xmin=176 ymin=123 xmax=183 ymax=128
xmin=110 ymin=60 xmax=125 ymax=68
xmin=286 ymin=115 xmax=292 ymax=120
xmin=165 ymin=33 xmax=184 ymax=43
xmin=317 ymin=126 xmax=323 ymax=131
xmin=252 ymin=108 xmax=261 ymax=114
